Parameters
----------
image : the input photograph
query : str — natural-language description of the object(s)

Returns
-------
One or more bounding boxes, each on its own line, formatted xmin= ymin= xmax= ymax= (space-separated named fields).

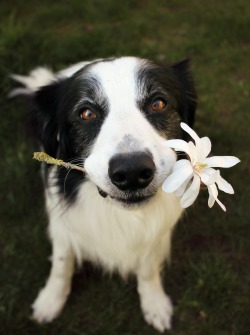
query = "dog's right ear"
xmin=34 ymin=80 xmax=65 ymax=159
xmin=171 ymin=59 xmax=197 ymax=128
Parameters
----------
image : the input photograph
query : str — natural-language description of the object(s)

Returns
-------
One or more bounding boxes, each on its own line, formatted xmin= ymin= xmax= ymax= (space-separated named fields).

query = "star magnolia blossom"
xmin=162 ymin=122 xmax=240 ymax=211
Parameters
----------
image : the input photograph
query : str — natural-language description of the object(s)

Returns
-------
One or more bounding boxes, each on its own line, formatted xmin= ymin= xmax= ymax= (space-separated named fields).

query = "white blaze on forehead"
xmin=85 ymin=56 xmax=165 ymax=152
xmin=83 ymin=57 xmax=176 ymax=194
xmin=88 ymin=57 xmax=158 ymax=154
xmin=90 ymin=57 xmax=140 ymax=117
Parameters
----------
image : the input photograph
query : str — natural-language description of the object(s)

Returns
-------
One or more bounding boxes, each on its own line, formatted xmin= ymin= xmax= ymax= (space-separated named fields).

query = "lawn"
xmin=0 ymin=1 xmax=249 ymax=334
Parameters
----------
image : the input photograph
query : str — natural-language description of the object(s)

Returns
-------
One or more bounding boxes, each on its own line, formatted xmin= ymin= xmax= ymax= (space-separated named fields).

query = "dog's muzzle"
xmin=95 ymin=152 xmax=156 ymax=205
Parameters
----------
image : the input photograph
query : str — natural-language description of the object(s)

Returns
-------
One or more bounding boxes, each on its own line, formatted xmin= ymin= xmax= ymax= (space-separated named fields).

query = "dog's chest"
xmin=48 ymin=181 xmax=183 ymax=275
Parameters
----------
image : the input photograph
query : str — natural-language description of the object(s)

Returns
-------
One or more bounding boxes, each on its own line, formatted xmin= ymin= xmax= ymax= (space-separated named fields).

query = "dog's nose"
xmin=108 ymin=152 xmax=155 ymax=191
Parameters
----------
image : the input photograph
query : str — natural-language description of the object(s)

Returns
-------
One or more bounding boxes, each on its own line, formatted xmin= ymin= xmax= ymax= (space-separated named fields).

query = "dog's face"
xmin=35 ymin=57 xmax=196 ymax=206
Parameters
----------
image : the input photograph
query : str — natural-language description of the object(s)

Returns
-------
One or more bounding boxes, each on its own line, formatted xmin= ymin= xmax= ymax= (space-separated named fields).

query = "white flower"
xmin=162 ymin=122 xmax=240 ymax=211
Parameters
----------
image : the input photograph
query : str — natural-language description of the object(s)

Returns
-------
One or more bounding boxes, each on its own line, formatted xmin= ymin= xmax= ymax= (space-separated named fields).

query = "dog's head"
xmin=35 ymin=57 xmax=196 ymax=206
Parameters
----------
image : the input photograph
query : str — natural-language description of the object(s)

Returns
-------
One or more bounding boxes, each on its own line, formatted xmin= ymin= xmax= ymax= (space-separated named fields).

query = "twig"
xmin=33 ymin=152 xmax=85 ymax=173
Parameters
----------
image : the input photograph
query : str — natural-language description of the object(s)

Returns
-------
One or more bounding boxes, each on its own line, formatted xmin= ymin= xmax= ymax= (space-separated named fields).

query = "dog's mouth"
xmin=97 ymin=187 xmax=154 ymax=206
xmin=97 ymin=187 xmax=108 ymax=198
xmin=112 ymin=194 xmax=153 ymax=205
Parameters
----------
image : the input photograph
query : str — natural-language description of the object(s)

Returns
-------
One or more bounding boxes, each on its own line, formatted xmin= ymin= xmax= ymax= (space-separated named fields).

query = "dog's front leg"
xmin=32 ymin=240 xmax=75 ymax=323
xmin=137 ymin=264 xmax=173 ymax=333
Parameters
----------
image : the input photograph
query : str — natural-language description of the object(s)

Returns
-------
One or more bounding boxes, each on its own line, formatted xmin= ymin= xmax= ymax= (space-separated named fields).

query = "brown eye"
xmin=151 ymin=98 xmax=167 ymax=112
xmin=80 ymin=109 xmax=97 ymax=120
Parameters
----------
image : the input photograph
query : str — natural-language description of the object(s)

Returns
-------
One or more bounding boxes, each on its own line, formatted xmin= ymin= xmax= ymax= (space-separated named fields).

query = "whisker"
xmin=68 ymin=156 xmax=84 ymax=162
xmin=70 ymin=162 xmax=84 ymax=167
xmin=69 ymin=158 xmax=83 ymax=163
xmin=63 ymin=168 xmax=73 ymax=194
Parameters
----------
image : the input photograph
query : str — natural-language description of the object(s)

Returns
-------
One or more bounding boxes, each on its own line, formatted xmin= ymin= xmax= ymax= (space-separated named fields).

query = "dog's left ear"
xmin=171 ymin=59 xmax=197 ymax=127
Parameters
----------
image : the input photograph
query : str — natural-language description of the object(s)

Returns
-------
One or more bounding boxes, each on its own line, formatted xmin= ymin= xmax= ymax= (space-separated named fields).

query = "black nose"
xmin=108 ymin=152 xmax=156 ymax=191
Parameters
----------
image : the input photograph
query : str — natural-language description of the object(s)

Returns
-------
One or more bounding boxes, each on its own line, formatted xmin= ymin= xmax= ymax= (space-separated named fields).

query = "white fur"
xmin=33 ymin=178 xmax=182 ymax=332
xmin=12 ymin=58 xmax=184 ymax=332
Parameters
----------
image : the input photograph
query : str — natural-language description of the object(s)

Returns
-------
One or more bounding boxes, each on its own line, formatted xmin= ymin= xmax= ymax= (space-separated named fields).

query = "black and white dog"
xmin=12 ymin=57 xmax=196 ymax=332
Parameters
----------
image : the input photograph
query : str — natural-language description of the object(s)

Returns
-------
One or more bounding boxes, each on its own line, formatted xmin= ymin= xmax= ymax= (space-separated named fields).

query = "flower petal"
xmin=199 ymin=172 xmax=210 ymax=185
xmin=208 ymin=193 xmax=216 ymax=208
xmin=199 ymin=137 xmax=212 ymax=160
xmin=204 ymin=167 xmax=218 ymax=176
xmin=172 ymin=160 xmax=193 ymax=196
xmin=162 ymin=163 xmax=193 ymax=193
xmin=208 ymin=183 xmax=218 ymax=198
xmin=181 ymin=122 xmax=204 ymax=159
xmin=207 ymin=170 xmax=220 ymax=184
xmin=180 ymin=173 xmax=201 ymax=208
xmin=181 ymin=122 xmax=200 ymax=143
xmin=203 ymin=156 xmax=240 ymax=168
xmin=172 ymin=159 xmax=191 ymax=171
xmin=215 ymin=197 xmax=226 ymax=211
xmin=207 ymin=184 xmax=216 ymax=207
xmin=198 ymin=168 xmax=218 ymax=185
xmin=165 ymin=139 xmax=191 ymax=156
xmin=216 ymin=173 xmax=234 ymax=194
xmin=174 ymin=174 xmax=193 ymax=197
xmin=188 ymin=141 xmax=198 ymax=163
xmin=207 ymin=184 xmax=226 ymax=211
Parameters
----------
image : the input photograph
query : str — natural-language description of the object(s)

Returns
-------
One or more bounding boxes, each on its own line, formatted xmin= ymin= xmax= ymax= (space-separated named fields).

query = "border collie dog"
xmin=12 ymin=57 xmax=196 ymax=332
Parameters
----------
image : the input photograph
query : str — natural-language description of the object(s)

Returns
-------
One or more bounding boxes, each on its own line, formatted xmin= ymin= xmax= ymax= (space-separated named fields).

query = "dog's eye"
xmin=151 ymin=98 xmax=167 ymax=112
xmin=80 ymin=109 xmax=97 ymax=120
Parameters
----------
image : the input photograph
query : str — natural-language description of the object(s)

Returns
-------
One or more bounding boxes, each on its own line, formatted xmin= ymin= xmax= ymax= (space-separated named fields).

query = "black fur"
xmin=35 ymin=71 xmax=109 ymax=202
xmin=137 ymin=59 xmax=197 ymax=141
xmin=34 ymin=59 xmax=197 ymax=203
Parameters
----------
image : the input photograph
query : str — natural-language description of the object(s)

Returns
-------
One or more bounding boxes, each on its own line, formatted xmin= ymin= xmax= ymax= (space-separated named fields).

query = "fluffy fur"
xmin=12 ymin=57 xmax=197 ymax=332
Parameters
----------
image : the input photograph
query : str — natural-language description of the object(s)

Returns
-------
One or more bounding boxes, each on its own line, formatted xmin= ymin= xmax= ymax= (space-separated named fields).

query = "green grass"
xmin=0 ymin=1 xmax=249 ymax=334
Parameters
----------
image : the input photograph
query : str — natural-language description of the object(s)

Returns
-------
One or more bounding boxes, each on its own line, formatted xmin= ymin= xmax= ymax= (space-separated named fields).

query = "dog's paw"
xmin=141 ymin=290 xmax=173 ymax=333
xmin=31 ymin=282 xmax=68 ymax=323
